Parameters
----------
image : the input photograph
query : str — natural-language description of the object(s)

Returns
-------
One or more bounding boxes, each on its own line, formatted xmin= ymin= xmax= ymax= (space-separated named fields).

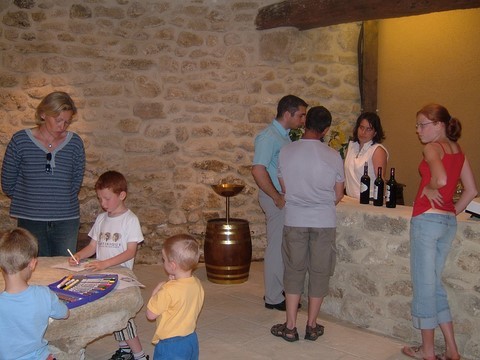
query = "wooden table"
xmin=0 ymin=257 xmax=144 ymax=360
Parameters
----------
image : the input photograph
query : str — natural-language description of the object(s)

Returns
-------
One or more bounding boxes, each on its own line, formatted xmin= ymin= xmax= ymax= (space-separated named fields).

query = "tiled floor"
xmin=85 ymin=262 xmax=409 ymax=360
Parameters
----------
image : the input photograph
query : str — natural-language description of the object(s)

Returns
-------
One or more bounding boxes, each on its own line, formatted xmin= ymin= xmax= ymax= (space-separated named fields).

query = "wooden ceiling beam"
xmin=255 ymin=0 xmax=480 ymax=30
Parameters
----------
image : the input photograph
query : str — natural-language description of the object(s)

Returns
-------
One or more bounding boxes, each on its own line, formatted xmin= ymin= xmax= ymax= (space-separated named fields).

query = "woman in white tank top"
xmin=344 ymin=112 xmax=388 ymax=199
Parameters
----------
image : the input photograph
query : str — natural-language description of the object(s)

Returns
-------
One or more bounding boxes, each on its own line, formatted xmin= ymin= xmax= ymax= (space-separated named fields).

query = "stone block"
xmin=193 ymin=160 xmax=231 ymax=173
xmin=70 ymin=4 xmax=92 ymax=19
xmin=0 ymin=73 xmax=18 ymax=87
xmin=387 ymin=299 xmax=410 ymax=320
xmin=463 ymin=225 xmax=480 ymax=240
xmin=2 ymin=11 xmax=30 ymax=28
xmin=349 ymin=272 xmax=379 ymax=296
xmin=120 ymin=59 xmax=154 ymax=70
xmin=384 ymin=280 xmax=412 ymax=297
xmin=137 ymin=206 xmax=168 ymax=225
xmin=456 ymin=250 xmax=480 ymax=273
xmin=259 ymin=30 xmax=295 ymax=61
xmin=118 ymin=118 xmax=141 ymax=133
xmin=133 ymin=102 xmax=165 ymax=120
xmin=225 ymin=48 xmax=246 ymax=67
xmin=219 ymin=105 xmax=244 ymax=121
xmin=177 ymin=31 xmax=203 ymax=47
xmin=168 ymin=209 xmax=187 ymax=225
xmin=93 ymin=5 xmax=125 ymax=19
xmin=14 ymin=0 xmax=35 ymax=9
xmin=191 ymin=125 xmax=213 ymax=137
xmin=144 ymin=124 xmax=170 ymax=138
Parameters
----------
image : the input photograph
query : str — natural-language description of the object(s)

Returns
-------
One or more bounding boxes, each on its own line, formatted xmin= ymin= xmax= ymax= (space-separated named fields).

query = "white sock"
xmin=133 ymin=350 xmax=147 ymax=360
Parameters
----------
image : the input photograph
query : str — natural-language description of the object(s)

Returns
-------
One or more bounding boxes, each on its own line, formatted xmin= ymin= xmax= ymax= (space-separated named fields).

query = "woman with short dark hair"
xmin=344 ymin=112 xmax=388 ymax=199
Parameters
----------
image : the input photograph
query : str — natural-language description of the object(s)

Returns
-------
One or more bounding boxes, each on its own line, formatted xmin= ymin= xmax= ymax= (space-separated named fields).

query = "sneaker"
xmin=265 ymin=300 xmax=287 ymax=311
xmin=264 ymin=299 xmax=302 ymax=311
xmin=109 ymin=349 xmax=134 ymax=360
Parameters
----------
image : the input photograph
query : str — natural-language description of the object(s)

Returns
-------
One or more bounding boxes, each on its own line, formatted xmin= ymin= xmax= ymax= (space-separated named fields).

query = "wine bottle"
xmin=386 ymin=168 xmax=397 ymax=208
xmin=373 ymin=167 xmax=384 ymax=207
xmin=360 ymin=162 xmax=370 ymax=204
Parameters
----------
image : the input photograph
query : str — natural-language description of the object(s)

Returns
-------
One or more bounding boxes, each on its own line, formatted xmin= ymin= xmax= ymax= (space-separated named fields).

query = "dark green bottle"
xmin=386 ymin=168 xmax=397 ymax=208
xmin=373 ymin=167 xmax=384 ymax=207
xmin=360 ymin=162 xmax=370 ymax=204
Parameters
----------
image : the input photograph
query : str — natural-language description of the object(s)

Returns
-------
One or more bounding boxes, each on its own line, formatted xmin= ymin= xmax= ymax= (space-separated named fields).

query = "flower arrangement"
xmin=326 ymin=128 xmax=349 ymax=160
xmin=289 ymin=125 xmax=350 ymax=160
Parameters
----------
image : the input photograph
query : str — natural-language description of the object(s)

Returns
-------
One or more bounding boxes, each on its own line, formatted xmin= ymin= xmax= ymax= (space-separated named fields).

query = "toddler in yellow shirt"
xmin=146 ymin=234 xmax=204 ymax=360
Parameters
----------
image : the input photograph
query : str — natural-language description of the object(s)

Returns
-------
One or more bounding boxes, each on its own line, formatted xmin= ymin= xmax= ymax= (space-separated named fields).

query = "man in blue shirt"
xmin=252 ymin=95 xmax=308 ymax=310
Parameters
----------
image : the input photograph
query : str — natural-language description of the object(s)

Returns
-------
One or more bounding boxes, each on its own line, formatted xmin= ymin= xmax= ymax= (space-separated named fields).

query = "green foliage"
xmin=289 ymin=128 xmax=304 ymax=142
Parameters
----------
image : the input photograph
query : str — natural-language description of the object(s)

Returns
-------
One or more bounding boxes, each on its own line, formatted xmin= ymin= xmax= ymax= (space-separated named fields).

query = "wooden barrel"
xmin=204 ymin=218 xmax=252 ymax=284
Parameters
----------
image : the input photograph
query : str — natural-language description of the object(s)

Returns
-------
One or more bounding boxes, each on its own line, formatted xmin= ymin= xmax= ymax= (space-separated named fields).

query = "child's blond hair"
xmin=0 ymin=228 xmax=38 ymax=274
xmin=163 ymin=234 xmax=200 ymax=271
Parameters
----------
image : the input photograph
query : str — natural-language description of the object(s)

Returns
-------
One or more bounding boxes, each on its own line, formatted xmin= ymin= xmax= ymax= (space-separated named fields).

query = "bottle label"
xmin=373 ymin=186 xmax=378 ymax=199
xmin=360 ymin=183 xmax=368 ymax=193
xmin=386 ymin=185 xmax=391 ymax=201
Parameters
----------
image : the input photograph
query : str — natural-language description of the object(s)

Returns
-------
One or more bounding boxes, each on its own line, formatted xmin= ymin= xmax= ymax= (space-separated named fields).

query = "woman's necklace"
xmin=356 ymin=143 xmax=364 ymax=159
xmin=356 ymin=141 xmax=371 ymax=159
xmin=38 ymin=125 xmax=59 ymax=149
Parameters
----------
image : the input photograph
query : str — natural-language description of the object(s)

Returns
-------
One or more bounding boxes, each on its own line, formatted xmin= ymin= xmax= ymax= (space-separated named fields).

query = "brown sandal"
xmin=402 ymin=346 xmax=436 ymax=360
xmin=270 ymin=323 xmax=299 ymax=342
xmin=305 ymin=323 xmax=324 ymax=341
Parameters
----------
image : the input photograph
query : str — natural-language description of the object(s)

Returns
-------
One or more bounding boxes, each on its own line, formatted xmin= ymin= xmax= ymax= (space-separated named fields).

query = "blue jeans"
xmin=410 ymin=213 xmax=457 ymax=329
xmin=153 ymin=332 xmax=198 ymax=360
xmin=17 ymin=218 xmax=79 ymax=257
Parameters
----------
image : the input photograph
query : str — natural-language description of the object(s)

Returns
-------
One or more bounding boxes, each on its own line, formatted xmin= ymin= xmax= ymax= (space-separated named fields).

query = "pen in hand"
xmin=67 ymin=248 xmax=79 ymax=265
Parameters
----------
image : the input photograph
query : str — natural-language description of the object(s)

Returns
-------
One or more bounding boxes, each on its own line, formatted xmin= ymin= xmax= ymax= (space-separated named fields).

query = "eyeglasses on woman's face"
xmin=43 ymin=111 xmax=73 ymax=127
xmin=415 ymin=121 xmax=436 ymax=130
xmin=53 ymin=115 xmax=72 ymax=126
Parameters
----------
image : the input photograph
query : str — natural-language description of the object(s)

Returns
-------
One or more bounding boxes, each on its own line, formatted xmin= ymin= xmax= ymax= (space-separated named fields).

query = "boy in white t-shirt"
xmin=70 ymin=170 xmax=148 ymax=360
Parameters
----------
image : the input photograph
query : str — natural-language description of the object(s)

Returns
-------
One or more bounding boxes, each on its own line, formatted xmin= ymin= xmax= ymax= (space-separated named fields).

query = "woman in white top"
xmin=344 ymin=112 xmax=388 ymax=199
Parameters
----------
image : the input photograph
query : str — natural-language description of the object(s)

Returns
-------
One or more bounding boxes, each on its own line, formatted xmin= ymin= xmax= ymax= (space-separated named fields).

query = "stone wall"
xmin=2 ymin=3 xmax=480 ymax=357
xmin=0 ymin=0 xmax=361 ymax=262
xmin=319 ymin=199 xmax=480 ymax=360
